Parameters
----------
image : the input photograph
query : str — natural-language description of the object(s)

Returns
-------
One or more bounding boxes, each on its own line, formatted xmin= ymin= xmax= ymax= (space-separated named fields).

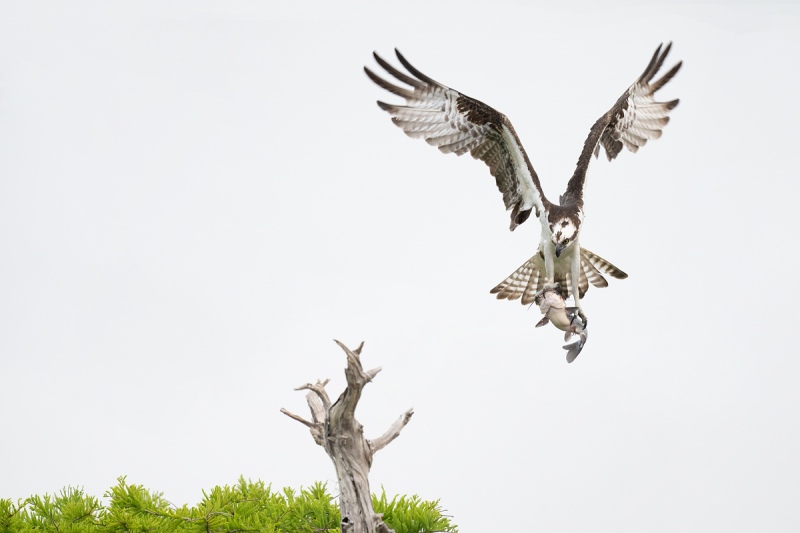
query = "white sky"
xmin=1 ymin=1 xmax=799 ymax=531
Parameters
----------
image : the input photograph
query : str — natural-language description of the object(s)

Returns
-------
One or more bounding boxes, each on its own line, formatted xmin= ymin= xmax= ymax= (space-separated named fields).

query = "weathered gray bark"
xmin=281 ymin=340 xmax=413 ymax=533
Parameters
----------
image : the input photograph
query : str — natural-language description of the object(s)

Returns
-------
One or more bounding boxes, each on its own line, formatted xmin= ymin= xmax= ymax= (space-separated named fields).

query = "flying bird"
xmin=365 ymin=44 xmax=681 ymax=321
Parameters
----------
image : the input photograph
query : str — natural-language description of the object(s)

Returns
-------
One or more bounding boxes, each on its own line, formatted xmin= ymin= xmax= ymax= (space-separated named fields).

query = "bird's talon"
xmin=534 ymin=283 xmax=562 ymax=305
xmin=539 ymin=282 xmax=561 ymax=296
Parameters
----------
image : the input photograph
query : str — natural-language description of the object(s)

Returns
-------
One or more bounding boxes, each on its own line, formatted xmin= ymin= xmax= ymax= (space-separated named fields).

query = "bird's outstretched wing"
xmin=490 ymin=247 xmax=628 ymax=304
xmin=365 ymin=50 xmax=549 ymax=230
xmin=561 ymin=43 xmax=682 ymax=205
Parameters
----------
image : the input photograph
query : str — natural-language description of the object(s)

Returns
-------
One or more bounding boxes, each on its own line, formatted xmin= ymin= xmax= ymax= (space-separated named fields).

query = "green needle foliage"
xmin=0 ymin=478 xmax=457 ymax=533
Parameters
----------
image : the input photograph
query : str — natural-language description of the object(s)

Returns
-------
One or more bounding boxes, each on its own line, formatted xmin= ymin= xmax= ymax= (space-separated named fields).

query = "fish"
xmin=533 ymin=287 xmax=588 ymax=363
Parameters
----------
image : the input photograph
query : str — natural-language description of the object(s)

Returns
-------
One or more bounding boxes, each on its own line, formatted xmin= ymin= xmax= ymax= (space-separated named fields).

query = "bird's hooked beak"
xmin=555 ymin=242 xmax=567 ymax=257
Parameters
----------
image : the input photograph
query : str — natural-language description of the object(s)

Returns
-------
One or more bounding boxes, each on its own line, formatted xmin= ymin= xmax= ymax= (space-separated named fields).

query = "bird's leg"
xmin=570 ymin=252 xmax=587 ymax=328
xmin=577 ymin=309 xmax=588 ymax=329
xmin=541 ymin=245 xmax=559 ymax=291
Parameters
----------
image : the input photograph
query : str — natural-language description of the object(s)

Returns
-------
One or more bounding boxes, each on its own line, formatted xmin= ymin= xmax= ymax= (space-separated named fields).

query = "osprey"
xmin=365 ymin=44 xmax=681 ymax=322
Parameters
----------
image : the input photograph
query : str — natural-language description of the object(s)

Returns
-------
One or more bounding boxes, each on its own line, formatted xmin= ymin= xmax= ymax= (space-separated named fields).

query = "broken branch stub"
xmin=281 ymin=340 xmax=413 ymax=533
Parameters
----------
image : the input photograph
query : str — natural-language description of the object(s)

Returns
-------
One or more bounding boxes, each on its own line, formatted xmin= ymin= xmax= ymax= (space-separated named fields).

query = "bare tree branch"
xmin=279 ymin=408 xmax=314 ymax=429
xmin=295 ymin=379 xmax=332 ymax=411
xmin=369 ymin=409 xmax=414 ymax=454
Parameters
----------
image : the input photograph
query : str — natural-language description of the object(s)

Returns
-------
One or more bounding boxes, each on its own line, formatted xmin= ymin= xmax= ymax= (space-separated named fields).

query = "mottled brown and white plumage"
xmin=365 ymin=44 xmax=681 ymax=316
xmin=491 ymin=247 xmax=628 ymax=306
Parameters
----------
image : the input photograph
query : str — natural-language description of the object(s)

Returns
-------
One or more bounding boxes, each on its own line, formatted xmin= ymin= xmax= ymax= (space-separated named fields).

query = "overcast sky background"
xmin=1 ymin=1 xmax=799 ymax=531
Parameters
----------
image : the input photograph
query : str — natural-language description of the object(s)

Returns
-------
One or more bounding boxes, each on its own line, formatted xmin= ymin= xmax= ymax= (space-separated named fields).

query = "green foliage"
xmin=373 ymin=489 xmax=455 ymax=533
xmin=0 ymin=478 xmax=456 ymax=533
xmin=1 ymin=487 xmax=103 ymax=533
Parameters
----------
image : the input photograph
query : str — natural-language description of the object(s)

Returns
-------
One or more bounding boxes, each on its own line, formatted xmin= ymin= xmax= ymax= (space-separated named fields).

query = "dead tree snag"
xmin=281 ymin=340 xmax=414 ymax=533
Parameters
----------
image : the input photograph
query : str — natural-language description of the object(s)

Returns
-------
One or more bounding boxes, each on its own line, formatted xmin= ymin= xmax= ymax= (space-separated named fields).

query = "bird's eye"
xmin=563 ymin=238 xmax=570 ymax=245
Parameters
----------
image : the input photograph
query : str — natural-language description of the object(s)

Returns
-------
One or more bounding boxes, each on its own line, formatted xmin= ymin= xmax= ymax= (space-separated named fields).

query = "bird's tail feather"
xmin=490 ymin=247 xmax=627 ymax=305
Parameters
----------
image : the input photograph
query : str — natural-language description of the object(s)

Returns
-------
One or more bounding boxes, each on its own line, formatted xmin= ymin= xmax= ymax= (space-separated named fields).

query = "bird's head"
xmin=551 ymin=217 xmax=579 ymax=257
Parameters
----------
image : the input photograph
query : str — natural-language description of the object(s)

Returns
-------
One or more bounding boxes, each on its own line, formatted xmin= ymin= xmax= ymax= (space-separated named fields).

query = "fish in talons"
xmin=533 ymin=286 xmax=587 ymax=363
